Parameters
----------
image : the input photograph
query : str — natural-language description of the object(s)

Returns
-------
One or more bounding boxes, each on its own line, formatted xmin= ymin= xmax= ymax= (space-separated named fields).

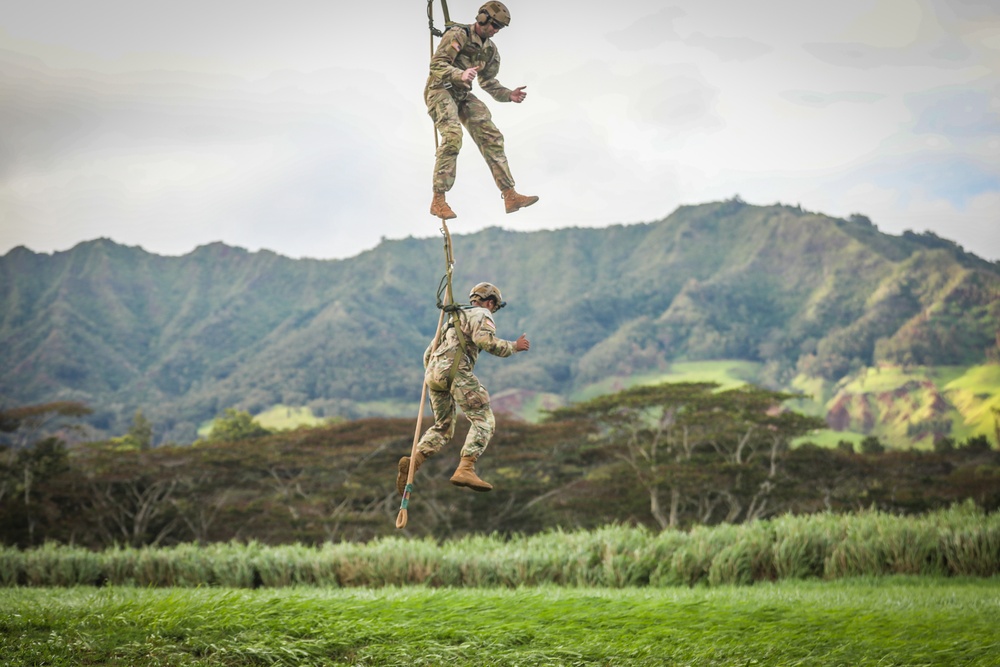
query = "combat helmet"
xmin=477 ymin=1 xmax=511 ymax=27
xmin=469 ymin=282 xmax=505 ymax=308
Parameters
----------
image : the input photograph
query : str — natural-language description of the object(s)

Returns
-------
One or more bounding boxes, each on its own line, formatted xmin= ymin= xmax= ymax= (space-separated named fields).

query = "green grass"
xmin=2 ymin=579 xmax=998 ymax=666
xmin=793 ymin=429 xmax=865 ymax=448
xmin=838 ymin=365 xmax=928 ymax=394
xmin=253 ymin=405 xmax=325 ymax=431
xmin=789 ymin=373 xmax=833 ymax=412
xmin=572 ymin=360 xmax=761 ymax=403
xmin=198 ymin=406 xmax=348 ymax=438
xmin=943 ymin=364 xmax=1000 ymax=441
xmin=793 ymin=363 xmax=1000 ymax=449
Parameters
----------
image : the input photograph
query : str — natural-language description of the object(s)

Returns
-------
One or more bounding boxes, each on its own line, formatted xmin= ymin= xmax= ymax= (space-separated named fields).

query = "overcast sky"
xmin=1 ymin=0 xmax=998 ymax=262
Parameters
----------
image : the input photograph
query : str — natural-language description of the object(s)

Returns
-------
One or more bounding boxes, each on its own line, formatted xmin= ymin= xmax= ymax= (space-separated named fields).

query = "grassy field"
xmin=2 ymin=579 xmax=997 ymax=666
xmin=198 ymin=405 xmax=328 ymax=437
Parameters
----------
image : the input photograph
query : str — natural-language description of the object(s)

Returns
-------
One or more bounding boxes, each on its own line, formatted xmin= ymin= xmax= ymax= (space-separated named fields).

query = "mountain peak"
xmin=1 ymin=201 xmax=996 ymax=446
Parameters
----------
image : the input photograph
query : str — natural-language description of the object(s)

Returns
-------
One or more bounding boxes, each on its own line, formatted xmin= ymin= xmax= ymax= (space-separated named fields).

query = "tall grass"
xmin=2 ymin=503 xmax=997 ymax=588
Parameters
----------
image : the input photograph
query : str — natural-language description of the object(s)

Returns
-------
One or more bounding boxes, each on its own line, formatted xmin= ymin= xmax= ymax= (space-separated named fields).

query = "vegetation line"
xmin=3 ymin=503 xmax=997 ymax=588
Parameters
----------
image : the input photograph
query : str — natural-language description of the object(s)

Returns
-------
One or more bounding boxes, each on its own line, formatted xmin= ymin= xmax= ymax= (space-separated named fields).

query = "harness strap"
xmin=427 ymin=0 xmax=454 ymax=37
xmin=446 ymin=310 xmax=470 ymax=390
xmin=434 ymin=274 xmax=473 ymax=390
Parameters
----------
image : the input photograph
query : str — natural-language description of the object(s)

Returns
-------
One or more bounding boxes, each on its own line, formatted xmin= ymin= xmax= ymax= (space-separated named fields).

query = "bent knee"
xmin=438 ymin=131 xmax=463 ymax=154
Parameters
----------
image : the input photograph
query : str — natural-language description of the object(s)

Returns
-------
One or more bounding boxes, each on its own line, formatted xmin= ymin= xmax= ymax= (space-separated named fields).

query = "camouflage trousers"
xmin=426 ymin=87 xmax=515 ymax=193
xmin=417 ymin=356 xmax=495 ymax=460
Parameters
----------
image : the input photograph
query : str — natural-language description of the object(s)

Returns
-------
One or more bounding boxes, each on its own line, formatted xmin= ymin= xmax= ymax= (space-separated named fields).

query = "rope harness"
xmin=426 ymin=0 xmax=453 ymax=37
xmin=435 ymin=274 xmax=475 ymax=391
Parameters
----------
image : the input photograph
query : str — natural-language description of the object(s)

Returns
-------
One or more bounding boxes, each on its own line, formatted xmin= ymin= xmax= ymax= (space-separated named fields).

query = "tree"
xmin=0 ymin=438 xmax=70 ymax=545
xmin=108 ymin=409 xmax=154 ymax=450
xmin=73 ymin=445 xmax=181 ymax=547
xmin=547 ymin=382 xmax=718 ymax=528
xmin=961 ymin=435 xmax=992 ymax=453
xmin=545 ymin=382 xmax=825 ymax=528
xmin=0 ymin=402 xmax=92 ymax=450
xmin=204 ymin=409 xmax=271 ymax=443
xmin=860 ymin=435 xmax=885 ymax=454
xmin=992 ymin=406 xmax=1000 ymax=451
xmin=0 ymin=403 xmax=91 ymax=546
xmin=683 ymin=386 xmax=826 ymax=523
xmin=933 ymin=436 xmax=956 ymax=453
xmin=837 ymin=440 xmax=855 ymax=454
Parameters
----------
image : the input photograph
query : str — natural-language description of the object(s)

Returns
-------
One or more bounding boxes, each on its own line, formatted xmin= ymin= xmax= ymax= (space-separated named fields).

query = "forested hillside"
xmin=2 ymin=199 xmax=998 ymax=443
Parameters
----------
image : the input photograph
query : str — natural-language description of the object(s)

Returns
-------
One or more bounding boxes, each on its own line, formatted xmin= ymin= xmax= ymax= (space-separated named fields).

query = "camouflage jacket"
xmin=425 ymin=306 xmax=516 ymax=370
xmin=425 ymin=24 xmax=511 ymax=103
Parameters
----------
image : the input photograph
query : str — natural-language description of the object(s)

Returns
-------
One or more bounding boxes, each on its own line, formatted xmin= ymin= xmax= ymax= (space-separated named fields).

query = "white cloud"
xmin=605 ymin=7 xmax=686 ymax=52
xmin=0 ymin=0 xmax=997 ymax=264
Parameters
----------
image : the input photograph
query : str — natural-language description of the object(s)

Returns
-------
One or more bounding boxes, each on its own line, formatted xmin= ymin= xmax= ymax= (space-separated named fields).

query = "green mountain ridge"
xmin=2 ymin=200 xmax=998 ymax=444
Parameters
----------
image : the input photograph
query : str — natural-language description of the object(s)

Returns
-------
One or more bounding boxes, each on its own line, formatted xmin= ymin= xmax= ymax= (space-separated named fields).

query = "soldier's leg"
xmin=455 ymin=379 xmax=495 ymax=459
xmin=418 ymin=387 xmax=458 ymax=455
xmin=397 ymin=387 xmax=456 ymax=494
xmin=448 ymin=371 xmax=495 ymax=491
xmin=458 ymin=93 xmax=515 ymax=192
xmin=460 ymin=94 xmax=537 ymax=213
xmin=426 ymin=89 xmax=464 ymax=194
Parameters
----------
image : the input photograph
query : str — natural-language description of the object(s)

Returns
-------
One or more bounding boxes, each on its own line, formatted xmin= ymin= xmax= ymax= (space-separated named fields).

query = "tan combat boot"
xmin=430 ymin=192 xmax=457 ymax=220
xmin=501 ymin=188 xmax=539 ymax=214
xmin=397 ymin=450 xmax=429 ymax=495
xmin=449 ymin=455 xmax=493 ymax=492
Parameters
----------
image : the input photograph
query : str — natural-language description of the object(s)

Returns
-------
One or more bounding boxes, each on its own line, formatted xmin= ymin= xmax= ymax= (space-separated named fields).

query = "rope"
xmin=396 ymin=223 xmax=454 ymax=529
xmin=396 ymin=0 xmax=460 ymax=529
xmin=427 ymin=0 xmax=453 ymax=38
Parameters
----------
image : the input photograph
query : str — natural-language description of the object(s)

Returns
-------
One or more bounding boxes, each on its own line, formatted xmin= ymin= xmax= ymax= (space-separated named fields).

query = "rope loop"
xmin=437 ymin=278 xmax=469 ymax=313
xmin=427 ymin=0 xmax=452 ymax=38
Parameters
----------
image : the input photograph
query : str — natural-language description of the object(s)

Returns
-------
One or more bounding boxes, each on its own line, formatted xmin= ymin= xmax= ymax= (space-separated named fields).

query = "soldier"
xmin=426 ymin=1 xmax=539 ymax=220
xmin=397 ymin=282 xmax=530 ymax=494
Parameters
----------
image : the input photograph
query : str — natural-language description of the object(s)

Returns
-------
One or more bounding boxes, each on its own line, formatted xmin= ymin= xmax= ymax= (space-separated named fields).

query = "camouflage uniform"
xmin=417 ymin=306 xmax=517 ymax=459
xmin=425 ymin=24 xmax=516 ymax=194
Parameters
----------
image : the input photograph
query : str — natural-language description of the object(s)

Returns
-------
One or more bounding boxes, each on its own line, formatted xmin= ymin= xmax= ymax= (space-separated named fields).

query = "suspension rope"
xmin=396 ymin=0 xmax=462 ymax=529
xmin=396 ymin=223 xmax=454 ymax=529
xmin=427 ymin=0 xmax=453 ymax=38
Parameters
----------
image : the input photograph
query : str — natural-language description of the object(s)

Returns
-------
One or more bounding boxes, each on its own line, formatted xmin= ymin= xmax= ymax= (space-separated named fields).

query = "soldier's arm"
xmin=429 ymin=27 xmax=470 ymax=89
xmin=470 ymin=311 xmax=516 ymax=358
xmin=477 ymin=48 xmax=512 ymax=102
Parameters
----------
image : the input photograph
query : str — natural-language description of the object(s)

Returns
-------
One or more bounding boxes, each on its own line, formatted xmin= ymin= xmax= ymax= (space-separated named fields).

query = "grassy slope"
xmin=2 ymin=580 xmax=997 ymax=666
xmin=944 ymin=364 xmax=1000 ymax=440
xmin=570 ymin=360 xmax=761 ymax=403
xmin=820 ymin=364 xmax=1000 ymax=446
xmin=570 ymin=361 xmax=1000 ymax=449
xmin=198 ymin=404 xmax=326 ymax=437
xmin=578 ymin=361 xmax=1000 ymax=449
xmin=232 ymin=360 xmax=997 ymax=448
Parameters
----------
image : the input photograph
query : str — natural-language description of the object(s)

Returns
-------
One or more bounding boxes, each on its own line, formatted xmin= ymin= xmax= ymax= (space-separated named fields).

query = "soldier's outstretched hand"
xmin=515 ymin=333 xmax=530 ymax=352
xmin=461 ymin=66 xmax=481 ymax=83
xmin=511 ymin=86 xmax=527 ymax=103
